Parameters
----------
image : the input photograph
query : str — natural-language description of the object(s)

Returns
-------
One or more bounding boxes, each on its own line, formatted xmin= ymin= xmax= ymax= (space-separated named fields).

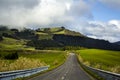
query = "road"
xmin=29 ymin=53 xmax=95 ymax=80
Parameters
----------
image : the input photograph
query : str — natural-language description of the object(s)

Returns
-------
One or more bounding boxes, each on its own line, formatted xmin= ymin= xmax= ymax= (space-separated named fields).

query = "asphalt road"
xmin=29 ymin=53 xmax=95 ymax=80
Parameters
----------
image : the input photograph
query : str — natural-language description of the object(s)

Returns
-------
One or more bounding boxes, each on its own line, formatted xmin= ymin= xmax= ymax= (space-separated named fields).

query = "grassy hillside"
xmin=35 ymin=27 xmax=85 ymax=40
xmin=0 ymin=37 xmax=34 ymax=50
xmin=76 ymin=49 xmax=120 ymax=73
xmin=0 ymin=26 xmax=120 ymax=51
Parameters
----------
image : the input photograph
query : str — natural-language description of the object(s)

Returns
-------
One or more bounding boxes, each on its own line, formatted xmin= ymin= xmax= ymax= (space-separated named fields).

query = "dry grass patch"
xmin=0 ymin=57 xmax=46 ymax=72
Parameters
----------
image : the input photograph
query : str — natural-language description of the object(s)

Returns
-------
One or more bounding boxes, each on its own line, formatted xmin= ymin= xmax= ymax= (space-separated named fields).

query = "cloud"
xmin=0 ymin=0 xmax=39 ymax=9
xmin=69 ymin=20 xmax=120 ymax=42
xmin=0 ymin=0 xmax=119 ymax=42
xmin=99 ymin=0 xmax=120 ymax=10
xmin=0 ymin=0 xmax=92 ymax=28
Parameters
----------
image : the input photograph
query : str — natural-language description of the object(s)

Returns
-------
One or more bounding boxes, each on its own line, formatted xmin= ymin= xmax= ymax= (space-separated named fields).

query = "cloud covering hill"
xmin=0 ymin=0 xmax=120 ymax=42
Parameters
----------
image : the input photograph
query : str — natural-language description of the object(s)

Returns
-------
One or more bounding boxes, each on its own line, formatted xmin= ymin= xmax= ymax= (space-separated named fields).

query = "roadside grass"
xmin=0 ymin=57 xmax=46 ymax=72
xmin=76 ymin=49 xmax=120 ymax=73
xmin=0 ymin=50 xmax=67 ymax=72
xmin=19 ymin=50 xmax=67 ymax=69
xmin=14 ymin=50 xmax=67 ymax=80
xmin=0 ymin=37 xmax=35 ymax=50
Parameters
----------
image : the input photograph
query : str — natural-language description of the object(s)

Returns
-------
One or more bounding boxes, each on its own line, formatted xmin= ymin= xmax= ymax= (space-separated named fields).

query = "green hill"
xmin=0 ymin=26 xmax=120 ymax=51
xmin=36 ymin=27 xmax=84 ymax=36
xmin=0 ymin=37 xmax=34 ymax=50
xmin=35 ymin=27 xmax=85 ymax=40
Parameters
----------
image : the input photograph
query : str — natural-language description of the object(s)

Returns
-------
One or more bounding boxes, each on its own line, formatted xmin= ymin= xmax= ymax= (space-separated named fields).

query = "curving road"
xmin=29 ymin=53 xmax=95 ymax=80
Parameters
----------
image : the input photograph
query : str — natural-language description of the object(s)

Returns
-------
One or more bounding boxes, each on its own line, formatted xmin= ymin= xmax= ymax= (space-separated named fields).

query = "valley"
xmin=0 ymin=26 xmax=120 ymax=80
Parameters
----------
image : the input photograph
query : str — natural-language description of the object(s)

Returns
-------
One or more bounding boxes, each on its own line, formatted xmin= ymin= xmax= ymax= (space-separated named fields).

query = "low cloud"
xmin=69 ymin=20 xmax=120 ymax=42
xmin=0 ymin=0 xmax=120 ymax=42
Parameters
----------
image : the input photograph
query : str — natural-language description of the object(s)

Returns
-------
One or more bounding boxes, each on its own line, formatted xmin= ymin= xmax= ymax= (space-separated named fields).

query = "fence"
xmin=83 ymin=65 xmax=120 ymax=80
xmin=0 ymin=66 xmax=49 ymax=80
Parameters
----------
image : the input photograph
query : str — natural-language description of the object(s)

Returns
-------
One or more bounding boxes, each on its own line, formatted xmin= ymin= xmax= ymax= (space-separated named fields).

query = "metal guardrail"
xmin=83 ymin=65 xmax=120 ymax=80
xmin=0 ymin=66 xmax=49 ymax=80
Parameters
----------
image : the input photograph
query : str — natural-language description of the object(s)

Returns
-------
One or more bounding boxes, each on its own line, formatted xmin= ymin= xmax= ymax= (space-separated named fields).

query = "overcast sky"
xmin=0 ymin=0 xmax=120 ymax=42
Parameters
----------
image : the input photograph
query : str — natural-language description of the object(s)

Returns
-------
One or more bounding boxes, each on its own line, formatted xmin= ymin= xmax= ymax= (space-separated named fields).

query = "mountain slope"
xmin=36 ymin=27 xmax=85 ymax=37
xmin=114 ymin=41 xmax=120 ymax=45
xmin=0 ymin=26 xmax=120 ymax=51
xmin=53 ymin=34 xmax=120 ymax=51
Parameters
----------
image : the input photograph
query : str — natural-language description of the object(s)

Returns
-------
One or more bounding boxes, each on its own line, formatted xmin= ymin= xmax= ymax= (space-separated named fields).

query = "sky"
xmin=0 ymin=0 xmax=120 ymax=42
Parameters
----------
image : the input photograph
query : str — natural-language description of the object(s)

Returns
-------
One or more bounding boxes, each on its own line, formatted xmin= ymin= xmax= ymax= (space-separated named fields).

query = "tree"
xmin=44 ymin=28 xmax=50 ymax=33
xmin=4 ymin=52 xmax=18 ymax=60
xmin=61 ymin=26 xmax=65 ymax=29
xmin=0 ymin=25 xmax=8 ymax=31
xmin=10 ymin=28 xmax=19 ymax=32
xmin=0 ymin=36 xmax=3 ymax=41
xmin=36 ymin=28 xmax=41 ymax=32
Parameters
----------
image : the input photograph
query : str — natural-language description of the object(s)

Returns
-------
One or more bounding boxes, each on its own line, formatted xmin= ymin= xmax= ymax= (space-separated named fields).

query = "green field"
xmin=76 ymin=49 xmax=120 ymax=73
xmin=38 ymin=34 xmax=53 ymax=40
xmin=0 ymin=37 xmax=35 ymax=50
xmin=0 ymin=50 xmax=67 ymax=72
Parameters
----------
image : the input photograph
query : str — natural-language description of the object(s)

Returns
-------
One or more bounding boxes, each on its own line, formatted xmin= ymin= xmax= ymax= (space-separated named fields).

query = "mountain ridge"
xmin=114 ymin=41 xmax=120 ymax=45
xmin=0 ymin=26 xmax=120 ymax=51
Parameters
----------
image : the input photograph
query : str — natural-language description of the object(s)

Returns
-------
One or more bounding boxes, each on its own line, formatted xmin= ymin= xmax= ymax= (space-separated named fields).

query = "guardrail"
xmin=0 ymin=66 xmax=49 ymax=80
xmin=83 ymin=65 xmax=120 ymax=80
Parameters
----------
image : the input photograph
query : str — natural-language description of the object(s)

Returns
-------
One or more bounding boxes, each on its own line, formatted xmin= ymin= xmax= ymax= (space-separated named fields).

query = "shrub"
xmin=4 ymin=52 xmax=18 ymax=60
xmin=0 ymin=36 xmax=3 ymax=41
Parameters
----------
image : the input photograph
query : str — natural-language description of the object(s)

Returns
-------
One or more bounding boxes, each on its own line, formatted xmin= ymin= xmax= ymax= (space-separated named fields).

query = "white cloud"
xmin=88 ymin=20 xmax=120 ymax=42
xmin=68 ymin=20 xmax=120 ymax=42
xmin=0 ymin=0 xmax=119 ymax=42
xmin=0 ymin=0 xmax=92 ymax=27
xmin=108 ymin=20 xmax=120 ymax=29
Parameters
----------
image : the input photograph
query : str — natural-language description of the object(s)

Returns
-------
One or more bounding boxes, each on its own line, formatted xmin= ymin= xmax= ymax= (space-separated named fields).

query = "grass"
xmin=35 ymin=27 xmax=84 ymax=36
xmin=76 ymin=49 xmax=120 ymax=73
xmin=19 ymin=50 xmax=67 ymax=69
xmin=36 ymin=32 xmax=47 ymax=35
xmin=0 ymin=57 xmax=46 ymax=72
xmin=38 ymin=34 xmax=53 ymax=40
xmin=54 ymin=30 xmax=65 ymax=34
xmin=49 ymin=27 xmax=62 ymax=32
xmin=0 ymin=50 xmax=67 ymax=72
xmin=40 ymin=27 xmax=62 ymax=33
xmin=0 ymin=37 xmax=35 ymax=50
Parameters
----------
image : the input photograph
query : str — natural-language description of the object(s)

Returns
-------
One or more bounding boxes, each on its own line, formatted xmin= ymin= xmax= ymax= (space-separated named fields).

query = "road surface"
xmin=29 ymin=53 xmax=95 ymax=80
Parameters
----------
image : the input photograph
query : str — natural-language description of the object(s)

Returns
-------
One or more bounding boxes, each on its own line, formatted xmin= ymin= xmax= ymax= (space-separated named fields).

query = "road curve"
xmin=29 ymin=53 xmax=95 ymax=80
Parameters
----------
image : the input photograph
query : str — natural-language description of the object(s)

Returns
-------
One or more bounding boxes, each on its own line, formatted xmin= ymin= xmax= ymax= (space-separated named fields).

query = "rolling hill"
xmin=0 ymin=26 xmax=120 ymax=51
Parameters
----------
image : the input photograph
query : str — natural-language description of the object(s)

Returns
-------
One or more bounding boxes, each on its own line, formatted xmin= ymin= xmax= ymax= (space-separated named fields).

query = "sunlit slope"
xmin=0 ymin=37 xmax=34 ymax=50
xmin=77 ymin=49 xmax=120 ymax=73
xmin=36 ymin=27 xmax=85 ymax=37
